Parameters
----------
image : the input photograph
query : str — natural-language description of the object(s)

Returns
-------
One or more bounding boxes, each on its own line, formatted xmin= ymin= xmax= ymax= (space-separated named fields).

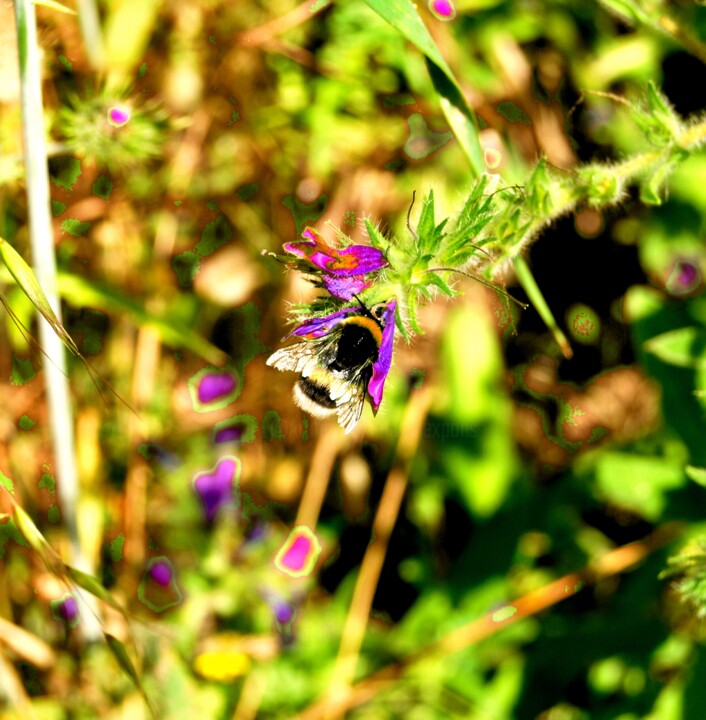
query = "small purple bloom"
xmin=51 ymin=593 xmax=80 ymax=627
xmin=274 ymin=526 xmax=321 ymax=577
xmin=149 ymin=560 xmax=173 ymax=587
xmin=666 ymin=258 xmax=702 ymax=295
xmin=677 ymin=263 xmax=698 ymax=286
xmin=273 ymin=601 xmax=296 ymax=625
xmin=259 ymin=587 xmax=297 ymax=625
xmin=369 ymin=299 xmax=397 ymax=412
xmin=59 ymin=595 xmax=79 ymax=622
xmin=107 ymin=105 xmax=131 ymax=127
xmin=212 ymin=415 xmax=257 ymax=445
xmin=138 ymin=557 xmax=183 ymax=612
xmin=213 ymin=425 xmax=243 ymax=443
xmin=197 ymin=371 xmax=237 ymax=403
xmin=428 ymin=0 xmax=456 ymax=21
xmin=193 ymin=457 xmax=241 ymax=522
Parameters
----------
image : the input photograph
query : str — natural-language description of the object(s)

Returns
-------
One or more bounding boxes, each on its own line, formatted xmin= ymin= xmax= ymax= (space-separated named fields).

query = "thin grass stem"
xmin=14 ymin=0 xmax=101 ymax=639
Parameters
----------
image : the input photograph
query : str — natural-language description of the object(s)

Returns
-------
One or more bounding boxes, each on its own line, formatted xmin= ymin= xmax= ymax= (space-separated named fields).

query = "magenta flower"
xmin=367 ymin=299 xmax=397 ymax=412
xmin=107 ymin=105 xmax=131 ymax=127
xmin=283 ymin=227 xmax=388 ymax=300
xmin=192 ymin=457 xmax=241 ymax=522
xmin=188 ymin=367 xmax=240 ymax=412
xmin=197 ymin=371 xmax=237 ymax=403
xmin=149 ymin=559 xmax=174 ymax=587
xmin=274 ymin=526 xmax=322 ymax=578
xmin=666 ymin=258 xmax=702 ymax=295
xmin=138 ymin=557 xmax=183 ymax=613
xmin=428 ymin=0 xmax=456 ymax=21
xmin=51 ymin=594 xmax=80 ymax=628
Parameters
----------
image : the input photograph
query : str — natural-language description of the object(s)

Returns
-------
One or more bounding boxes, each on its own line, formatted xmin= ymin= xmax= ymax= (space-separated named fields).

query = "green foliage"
xmin=4 ymin=0 xmax=706 ymax=717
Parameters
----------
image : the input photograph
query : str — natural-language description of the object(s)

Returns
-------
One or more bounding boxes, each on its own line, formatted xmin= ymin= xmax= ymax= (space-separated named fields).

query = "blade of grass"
xmin=513 ymin=255 xmax=573 ymax=359
xmin=363 ymin=0 xmax=484 ymax=176
xmin=13 ymin=0 xmax=101 ymax=640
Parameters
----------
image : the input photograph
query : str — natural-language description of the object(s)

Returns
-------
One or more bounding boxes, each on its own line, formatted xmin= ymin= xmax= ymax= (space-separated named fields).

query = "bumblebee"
xmin=266 ymin=300 xmax=395 ymax=434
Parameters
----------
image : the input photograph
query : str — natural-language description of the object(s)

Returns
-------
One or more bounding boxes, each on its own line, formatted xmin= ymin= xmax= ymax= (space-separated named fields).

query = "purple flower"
xmin=289 ymin=306 xmax=360 ymax=339
xmin=666 ymin=258 xmax=702 ymax=295
xmin=138 ymin=557 xmax=183 ymax=612
xmin=188 ymin=367 xmax=240 ymax=412
xmin=283 ymin=227 xmax=388 ymax=300
xmin=259 ymin=588 xmax=298 ymax=625
xmin=428 ymin=0 xmax=456 ymax=21
xmin=192 ymin=457 xmax=241 ymax=522
xmin=149 ymin=559 xmax=174 ymax=587
xmin=197 ymin=371 xmax=237 ymax=403
xmin=51 ymin=593 xmax=80 ymax=628
xmin=274 ymin=526 xmax=322 ymax=578
xmin=368 ymin=299 xmax=397 ymax=412
xmin=107 ymin=105 xmax=131 ymax=127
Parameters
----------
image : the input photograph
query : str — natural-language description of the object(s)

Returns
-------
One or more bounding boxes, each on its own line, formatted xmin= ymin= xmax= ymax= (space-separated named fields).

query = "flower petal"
xmin=323 ymin=245 xmax=388 ymax=276
xmin=284 ymin=227 xmax=387 ymax=278
xmin=367 ymin=300 xmax=397 ymax=412
xmin=322 ymin=274 xmax=370 ymax=300
xmin=289 ymin=306 xmax=359 ymax=339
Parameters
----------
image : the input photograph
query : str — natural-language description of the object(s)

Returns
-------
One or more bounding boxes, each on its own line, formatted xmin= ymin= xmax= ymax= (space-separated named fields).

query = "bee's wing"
xmin=266 ymin=342 xmax=318 ymax=375
xmin=335 ymin=381 xmax=366 ymax=434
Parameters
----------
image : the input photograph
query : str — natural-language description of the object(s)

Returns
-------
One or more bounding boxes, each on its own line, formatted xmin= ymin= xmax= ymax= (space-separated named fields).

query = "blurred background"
xmin=2 ymin=0 xmax=706 ymax=717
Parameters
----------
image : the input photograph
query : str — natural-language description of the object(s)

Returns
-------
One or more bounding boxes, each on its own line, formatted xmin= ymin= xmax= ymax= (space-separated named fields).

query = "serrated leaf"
xmin=640 ymin=157 xmax=684 ymax=206
xmin=644 ymin=327 xmax=706 ymax=367
xmin=416 ymin=192 xmax=437 ymax=254
xmin=364 ymin=218 xmax=388 ymax=250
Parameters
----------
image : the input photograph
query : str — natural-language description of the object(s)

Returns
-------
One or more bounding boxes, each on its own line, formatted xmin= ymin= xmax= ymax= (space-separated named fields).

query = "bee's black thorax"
xmin=329 ymin=317 xmax=381 ymax=372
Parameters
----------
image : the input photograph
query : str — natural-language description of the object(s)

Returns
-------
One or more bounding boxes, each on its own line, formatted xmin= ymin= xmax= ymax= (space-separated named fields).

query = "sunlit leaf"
xmin=644 ymin=326 xmax=706 ymax=367
xmin=363 ymin=0 xmax=483 ymax=175
xmin=0 ymin=237 xmax=81 ymax=358
xmin=67 ymin=566 xmax=127 ymax=613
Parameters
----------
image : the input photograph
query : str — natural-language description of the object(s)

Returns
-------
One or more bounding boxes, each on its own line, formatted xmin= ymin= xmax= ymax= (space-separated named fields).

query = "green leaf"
xmin=10 ymin=502 xmax=64 ymax=575
xmin=644 ymin=327 xmax=706 ymax=367
xmin=594 ymin=451 xmax=685 ymax=521
xmin=438 ymin=303 xmax=518 ymax=517
xmin=0 ymin=236 xmax=82 ymax=358
xmin=105 ymin=633 xmax=156 ymax=717
xmin=362 ymin=0 xmax=483 ymax=175
xmin=685 ymin=465 xmax=706 ymax=488
xmin=35 ymin=0 xmax=76 ymax=14
xmin=67 ymin=566 xmax=127 ymax=613
xmin=416 ymin=192 xmax=437 ymax=255
xmin=58 ymin=272 xmax=228 ymax=366
xmin=514 ymin=255 xmax=573 ymax=359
